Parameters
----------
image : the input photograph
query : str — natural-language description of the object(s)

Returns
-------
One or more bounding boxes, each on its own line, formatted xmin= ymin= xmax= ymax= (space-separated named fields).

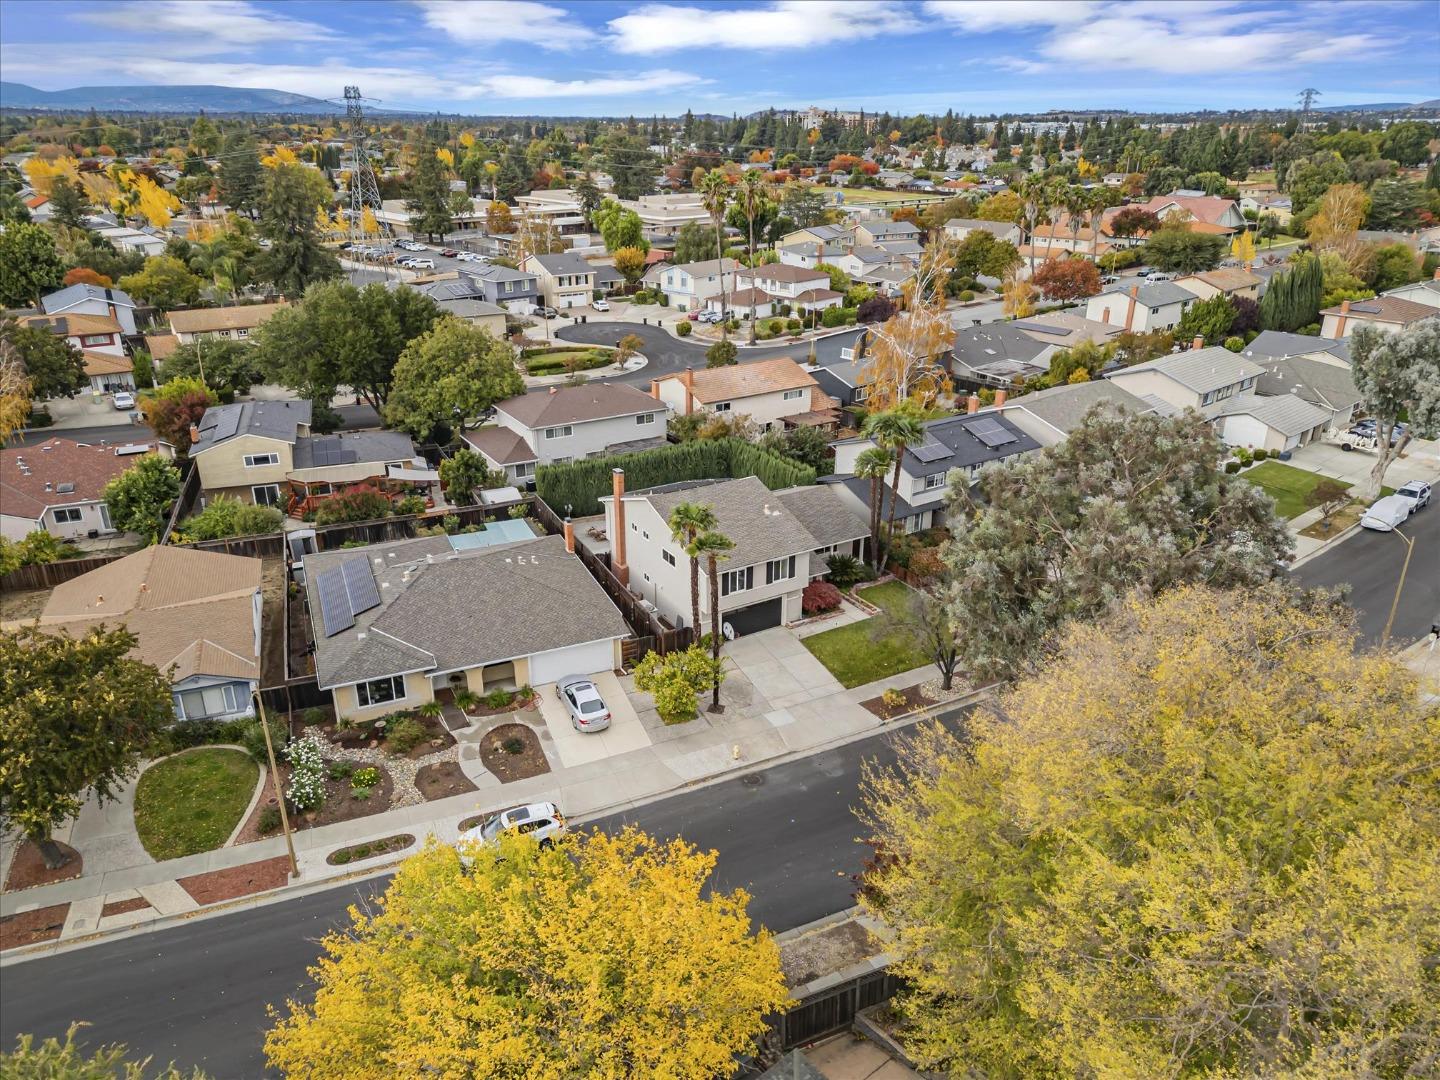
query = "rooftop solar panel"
xmin=911 ymin=441 xmax=953 ymax=463
xmin=316 ymin=567 xmax=354 ymax=636
xmin=340 ymin=557 xmax=382 ymax=616
xmin=969 ymin=416 xmax=1019 ymax=449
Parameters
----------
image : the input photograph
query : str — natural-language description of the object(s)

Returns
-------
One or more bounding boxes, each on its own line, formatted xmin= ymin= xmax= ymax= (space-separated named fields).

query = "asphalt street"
xmin=0 ymin=715 xmax=954 ymax=1078
xmin=1294 ymin=498 xmax=1440 ymax=645
xmin=556 ymin=320 xmax=865 ymax=387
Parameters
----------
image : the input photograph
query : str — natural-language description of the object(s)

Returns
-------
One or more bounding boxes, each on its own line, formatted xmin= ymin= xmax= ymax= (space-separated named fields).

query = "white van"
xmin=1360 ymin=495 xmax=1412 ymax=532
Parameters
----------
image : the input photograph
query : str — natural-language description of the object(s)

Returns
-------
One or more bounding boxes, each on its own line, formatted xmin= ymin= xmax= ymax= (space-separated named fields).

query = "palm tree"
xmin=735 ymin=170 xmax=772 ymax=344
xmin=694 ymin=528 xmax=734 ymax=711
xmin=854 ymin=446 xmax=892 ymax=571
xmin=667 ymin=501 xmax=719 ymax=641
xmin=698 ymin=170 xmax=732 ymax=342
xmin=864 ymin=409 xmax=924 ymax=564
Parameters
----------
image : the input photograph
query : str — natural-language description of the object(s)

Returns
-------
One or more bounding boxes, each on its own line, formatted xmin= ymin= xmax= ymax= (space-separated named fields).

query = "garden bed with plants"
xmin=521 ymin=346 xmax=615 ymax=376
xmin=326 ymin=834 xmax=415 ymax=866
xmin=860 ymin=683 xmax=936 ymax=720
xmin=133 ymin=747 xmax=260 ymax=861
xmin=477 ymin=723 xmax=549 ymax=782
xmin=449 ymin=685 xmax=539 ymax=718
xmin=232 ymin=753 xmax=396 ymax=844
xmin=319 ymin=709 xmax=454 ymax=757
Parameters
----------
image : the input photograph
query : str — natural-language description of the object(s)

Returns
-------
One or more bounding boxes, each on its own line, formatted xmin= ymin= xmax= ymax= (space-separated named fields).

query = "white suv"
xmin=460 ymin=802 xmax=567 ymax=849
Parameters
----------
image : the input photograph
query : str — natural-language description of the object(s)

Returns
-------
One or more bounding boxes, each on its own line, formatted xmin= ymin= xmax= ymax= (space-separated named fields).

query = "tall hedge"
xmin=537 ymin=438 xmax=816 ymax=516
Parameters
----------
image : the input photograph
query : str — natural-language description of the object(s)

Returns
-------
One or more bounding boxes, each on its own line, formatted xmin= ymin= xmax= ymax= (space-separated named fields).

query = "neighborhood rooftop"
xmin=1115 ymin=346 xmax=1266 ymax=395
xmin=190 ymin=399 xmax=312 ymax=454
xmin=497 ymin=383 xmax=660 ymax=428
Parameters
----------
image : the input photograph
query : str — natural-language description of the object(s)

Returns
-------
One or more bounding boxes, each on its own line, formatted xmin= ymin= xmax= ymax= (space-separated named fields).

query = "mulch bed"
xmin=415 ymin=760 xmax=478 ymax=801
xmin=0 ymin=903 xmax=70 ymax=951
xmin=100 ymin=897 xmax=153 ymax=918
xmin=3 ymin=841 xmax=82 ymax=891
xmin=860 ymin=684 xmax=936 ymax=721
xmin=478 ymin=723 xmax=550 ymax=783
xmin=178 ymin=855 xmax=293 ymax=906
xmin=232 ymin=760 xmax=396 ymax=845
xmin=316 ymin=714 xmax=454 ymax=759
xmin=456 ymin=692 xmax=540 ymax=719
xmin=326 ymin=834 xmax=415 ymax=866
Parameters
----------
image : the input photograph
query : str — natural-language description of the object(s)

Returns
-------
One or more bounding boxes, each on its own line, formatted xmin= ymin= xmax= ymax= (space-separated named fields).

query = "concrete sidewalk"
xmin=2 ymin=630 xmax=973 ymax=950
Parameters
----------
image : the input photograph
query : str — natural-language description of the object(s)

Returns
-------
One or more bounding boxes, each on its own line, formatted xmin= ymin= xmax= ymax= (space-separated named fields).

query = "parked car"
xmin=687 ymin=310 xmax=702 ymax=321
xmin=408 ymin=259 xmax=435 ymax=270
xmin=555 ymin=675 xmax=611 ymax=732
xmin=439 ymin=248 xmax=459 ymax=257
xmin=1360 ymin=494 xmax=1413 ymax=532
xmin=536 ymin=305 xmax=558 ymax=319
xmin=112 ymin=390 xmax=135 ymax=410
xmin=1144 ymin=271 xmax=1173 ymax=283
xmin=459 ymin=802 xmax=567 ymax=849
xmin=592 ymin=299 xmax=610 ymax=312
xmin=1395 ymin=480 xmax=1432 ymax=513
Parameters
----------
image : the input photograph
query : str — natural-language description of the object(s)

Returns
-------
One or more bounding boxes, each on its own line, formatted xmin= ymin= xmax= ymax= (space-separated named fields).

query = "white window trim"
xmin=636 ymin=412 xmax=656 ymax=425
xmin=721 ymin=565 xmax=754 ymax=596
xmin=782 ymin=388 xmax=805 ymax=401
xmin=544 ymin=425 xmax=573 ymax=440
xmin=765 ymin=555 xmax=797 ymax=585
xmin=712 ymin=402 xmax=732 ymax=413
xmin=52 ymin=506 xmax=83 ymax=523
xmin=355 ymin=674 xmax=407 ymax=708
xmin=243 ymin=452 xmax=280 ymax=467
xmin=923 ymin=472 xmax=946 ymax=490
xmin=662 ymin=549 xmax=676 ymax=566
xmin=252 ymin=484 xmax=281 ymax=506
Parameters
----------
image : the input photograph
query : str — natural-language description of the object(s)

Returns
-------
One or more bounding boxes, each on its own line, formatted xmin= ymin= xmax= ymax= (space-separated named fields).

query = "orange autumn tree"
xmin=858 ymin=240 xmax=956 ymax=411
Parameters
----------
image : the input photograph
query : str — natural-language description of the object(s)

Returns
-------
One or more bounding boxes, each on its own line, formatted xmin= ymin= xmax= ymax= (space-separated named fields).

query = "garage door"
xmin=528 ymin=638 xmax=617 ymax=685
xmin=722 ymin=597 xmax=784 ymax=638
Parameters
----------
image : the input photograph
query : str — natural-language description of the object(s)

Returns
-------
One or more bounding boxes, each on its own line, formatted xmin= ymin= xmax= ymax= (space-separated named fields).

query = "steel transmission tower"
xmin=344 ymin=86 xmax=386 ymax=249
xmin=1298 ymin=88 xmax=1321 ymax=122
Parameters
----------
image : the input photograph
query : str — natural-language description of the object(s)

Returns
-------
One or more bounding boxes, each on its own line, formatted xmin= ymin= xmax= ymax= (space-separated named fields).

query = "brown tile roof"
xmin=144 ymin=332 xmax=179 ymax=361
xmin=1139 ymin=194 xmax=1241 ymax=227
xmin=1182 ymin=268 xmax=1263 ymax=293
xmin=1321 ymin=295 xmax=1436 ymax=325
xmin=18 ymin=312 xmax=123 ymax=337
xmin=742 ymin=263 xmax=830 ymax=285
xmin=723 ymin=287 xmax=775 ymax=306
xmin=82 ymin=351 xmax=133 ymax=377
xmin=167 ymin=301 xmax=289 ymax=334
xmin=1 ymin=438 xmax=164 ymax=520
xmin=792 ymin=288 xmax=843 ymax=304
xmin=497 ymin=383 xmax=660 ymax=428
xmin=660 ymin=357 xmax=817 ymax=403
xmin=462 ymin=425 xmax=538 ymax=465
xmin=34 ymin=547 xmax=262 ymax=683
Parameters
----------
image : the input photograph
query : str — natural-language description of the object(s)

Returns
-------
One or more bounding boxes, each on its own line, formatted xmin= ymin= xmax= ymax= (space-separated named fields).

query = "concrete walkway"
xmin=1 ymin=625 xmax=958 ymax=948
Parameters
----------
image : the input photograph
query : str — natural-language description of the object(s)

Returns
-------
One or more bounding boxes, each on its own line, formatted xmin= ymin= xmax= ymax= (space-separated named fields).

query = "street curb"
xmin=1289 ymin=521 xmax=1362 ymax=570
xmin=0 ymin=688 xmax=994 ymax=965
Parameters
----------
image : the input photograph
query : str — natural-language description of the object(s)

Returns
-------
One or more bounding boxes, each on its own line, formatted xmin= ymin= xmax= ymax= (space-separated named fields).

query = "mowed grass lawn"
xmin=134 ymin=747 xmax=259 ymax=861
xmin=1241 ymin=461 xmax=1349 ymax=519
xmin=803 ymin=580 xmax=931 ymax=689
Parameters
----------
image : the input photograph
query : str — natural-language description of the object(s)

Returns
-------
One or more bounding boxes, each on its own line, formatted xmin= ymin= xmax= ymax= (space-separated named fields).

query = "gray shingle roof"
xmin=1207 ymin=393 xmax=1332 ymax=436
xmin=1114 ymin=346 xmax=1265 ymax=395
xmin=466 ymin=264 xmax=536 ymax=284
xmin=774 ymin=485 xmax=868 ymax=548
xmin=530 ymin=252 xmax=595 ymax=277
xmin=462 ymin=426 xmax=538 ymax=465
xmin=945 ymin=218 xmax=1018 ymax=237
xmin=1253 ymin=355 xmax=1361 ymax=412
xmin=307 ymin=533 xmax=629 ymax=689
xmin=190 ymin=400 xmax=311 ymax=454
xmin=498 ymin=384 xmax=661 ymax=428
xmin=1243 ymin=330 xmax=1351 ymax=363
xmin=951 ymin=322 xmax=1049 ymax=373
xmin=639 ymin=476 xmax=821 ymax=568
xmin=41 ymin=283 xmax=136 ymax=312
xmin=292 ymin=431 xmax=417 ymax=470
xmin=862 ymin=220 xmax=919 ymax=237
xmin=1097 ymin=280 xmax=1198 ymax=308
xmin=1001 ymin=381 xmax=1159 ymax=435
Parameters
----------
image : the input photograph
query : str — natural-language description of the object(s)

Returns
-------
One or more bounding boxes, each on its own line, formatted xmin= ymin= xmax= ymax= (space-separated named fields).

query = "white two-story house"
xmin=1085 ymin=281 xmax=1199 ymax=333
xmin=40 ymin=283 xmax=139 ymax=335
xmin=651 ymin=358 xmax=834 ymax=432
xmin=730 ymin=264 xmax=845 ymax=314
xmin=600 ymin=474 xmax=868 ymax=635
xmin=522 ymin=252 xmax=596 ymax=310
xmin=463 ymin=383 xmax=668 ymax=485
xmin=647 ymin=258 xmax=741 ymax=312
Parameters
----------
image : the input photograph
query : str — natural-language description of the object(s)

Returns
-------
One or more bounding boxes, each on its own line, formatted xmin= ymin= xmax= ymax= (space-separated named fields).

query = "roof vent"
xmin=43 ymin=481 xmax=53 ymax=491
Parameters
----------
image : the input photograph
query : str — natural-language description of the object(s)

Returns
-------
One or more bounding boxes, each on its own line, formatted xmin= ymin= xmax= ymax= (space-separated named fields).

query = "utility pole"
xmin=252 ymin=691 xmax=300 ymax=879
xmin=344 ymin=86 xmax=389 ymax=275
xmin=1380 ymin=525 xmax=1415 ymax=648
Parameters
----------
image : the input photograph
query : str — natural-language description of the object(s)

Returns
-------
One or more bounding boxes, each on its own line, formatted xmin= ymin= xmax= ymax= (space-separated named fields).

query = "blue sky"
xmin=1 ymin=1 xmax=1436 ymax=117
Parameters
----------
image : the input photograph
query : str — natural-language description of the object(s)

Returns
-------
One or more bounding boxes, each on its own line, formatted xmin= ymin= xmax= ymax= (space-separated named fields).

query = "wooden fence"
xmin=0 ymin=552 xmax=127 ymax=592
xmin=158 ymin=460 xmax=201 ymax=546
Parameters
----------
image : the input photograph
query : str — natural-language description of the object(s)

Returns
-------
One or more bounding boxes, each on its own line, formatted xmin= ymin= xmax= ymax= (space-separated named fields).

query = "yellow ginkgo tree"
xmin=1230 ymin=230 xmax=1256 ymax=264
xmin=22 ymin=154 xmax=79 ymax=197
xmin=265 ymin=828 xmax=788 ymax=1080
xmin=109 ymin=168 xmax=180 ymax=228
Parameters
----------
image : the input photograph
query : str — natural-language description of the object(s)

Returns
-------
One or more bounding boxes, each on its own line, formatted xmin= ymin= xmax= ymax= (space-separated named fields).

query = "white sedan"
xmin=592 ymin=299 xmax=610 ymax=312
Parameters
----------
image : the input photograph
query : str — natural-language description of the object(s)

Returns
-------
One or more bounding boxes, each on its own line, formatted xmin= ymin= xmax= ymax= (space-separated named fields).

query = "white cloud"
xmin=608 ymin=1 xmax=918 ymax=54
xmin=923 ymin=0 xmax=1098 ymax=32
xmin=414 ymin=1 xmax=595 ymax=49
xmin=468 ymin=69 xmax=705 ymax=99
xmin=79 ymin=1 xmax=332 ymax=54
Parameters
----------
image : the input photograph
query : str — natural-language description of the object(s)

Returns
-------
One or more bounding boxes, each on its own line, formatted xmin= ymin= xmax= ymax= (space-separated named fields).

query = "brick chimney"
xmin=611 ymin=468 xmax=629 ymax=586
xmin=563 ymin=518 xmax=575 ymax=554
xmin=649 ymin=378 xmax=660 ymax=399
xmin=1101 ymin=306 xmax=1110 ymax=324
xmin=1192 ymin=336 xmax=1204 ymax=350
xmin=994 ymin=389 xmax=1008 ymax=407
xmin=1333 ymin=298 xmax=1351 ymax=338
xmin=188 ymin=423 xmax=200 ymax=444
xmin=967 ymin=393 xmax=980 ymax=414
xmin=682 ymin=367 xmax=696 ymax=415
xmin=1124 ymin=284 xmax=1139 ymax=332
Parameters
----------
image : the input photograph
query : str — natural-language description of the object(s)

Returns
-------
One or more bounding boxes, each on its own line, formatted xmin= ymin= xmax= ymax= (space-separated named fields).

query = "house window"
xmin=52 ymin=507 xmax=83 ymax=523
xmin=244 ymin=452 xmax=280 ymax=467
xmin=512 ymin=462 xmax=535 ymax=478
xmin=713 ymin=402 xmax=732 ymax=413
xmin=356 ymin=675 xmax=406 ymax=708
xmin=662 ymin=550 xmax=676 ymax=566
xmin=175 ymin=682 xmax=246 ymax=720
xmin=636 ymin=412 xmax=656 ymax=425
xmin=552 ymin=456 xmax=572 ymax=465
xmin=721 ymin=566 xmax=754 ymax=596
xmin=765 ymin=555 xmax=797 ymax=585
xmin=782 ymin=388 xmax=805 ymax=401
xmin=252 ymin=484 xmax=281 ymax=506
xmin=544 ymin=425 xmax=573 ymax=439
xmin=924 ymin=472 xmax=946 ymax=491
xmin=80 ymin=333 xmax=112 ymax=346
xmin=236 ymin=328 xmax=249 ymax=338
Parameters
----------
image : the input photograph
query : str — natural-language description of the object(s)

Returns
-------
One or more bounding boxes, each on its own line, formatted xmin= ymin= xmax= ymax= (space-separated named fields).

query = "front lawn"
xmin=134 ymin=747 xmax=259 ymax=861
xmin=1241 ymin=461 xmax=1348 ymax=519
xmin=803 ymin=580 xmax=931 ymax=689
xmin=522 ymin=347 xmax=614 ymax=376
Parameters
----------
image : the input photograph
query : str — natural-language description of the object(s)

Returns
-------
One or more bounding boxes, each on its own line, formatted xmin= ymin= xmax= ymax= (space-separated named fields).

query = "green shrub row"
xmin=536 ymin=437 xmax=816 ymax=516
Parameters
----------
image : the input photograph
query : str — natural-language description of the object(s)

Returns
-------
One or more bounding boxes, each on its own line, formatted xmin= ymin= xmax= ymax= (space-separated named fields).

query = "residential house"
xmin=728 ymin=264 xmax=845 ymax=315
xmin=853 ymin=264 xmax=914 ymax=297
xmin=1173 ymin=268 xmax=1263 ymax=303
xmin=167 ymin=301 xmax=289 ymax=345
xmin=462 ymin=383 xmax=667 ymax=485
xmin=1320 ymin=296 xmax=1437 ymax=339
xmin=1084 ymin=281 xmax=1198 ymax=333
xmin=305 ymin=533 xmax=630 ymax=723
xmin=1011 ymin=310 xmax=1125 ymax=349
xmin=600 ymin=474 xmax=867 ymax=634
xmin=873 ymin=238 xmax=924 ymax=262
xmin=402 ymin=276 xmax=508 ymax=337
xmin=95 ymin=225 xmax=168 ymax=257
xmin=1 ymin=438 xmax=173 ymax=541
xmin=461 ymin=264 xmax=542 ymax=312
xmin=617 ymin=192 xmax=709 ymax=235
xmin=22 ymin=193 xmax=52 ymax=222
xmin=828 ymin=411 xmax=1041 ymax=532
xmin=28 ymin=547 xmax=262 ymax=722
xmin=1245 ymin=330 xmax=1362 ymax=430
xmin=1206 ymin=394 xmax=1334 ymax=453
xmin=827 ymin=244 xmax=896 ymax=279
xmin=1240 ymin=194 xmax=1293 ymax=226
xmin=1382 ymin=270 xmax=1440 ymax=310
xmin=40 ymin=284 xmax=139 ymax=335
xmin=17 ymin=310 xmax=134 ymax=393
xmin=1102 ymin=172 xmax=1127 ymax=187
xmin=949 ymin=322 xmax=1054 ymax=390
xmin=777 ymin=223 xmax=855 ymax=250
xmin=521 ymin=252 xmax=596 ymax=310
xmin=589 ymin=261 xmax=625 ymax=295
xmin=992 ymin=379 xmax=1170 ymax=447
xmin=854 ymin=219 xmax=922 ymax=246
xmin=648 ymin=258 xmax=741 ymax=312
xmin=651 ymin=357 xmax=834 ymax=431
xmin=1126 ymin=192 xmax=1247 ymax=236
xmin=189 ymin=399 xmax=422 ymax=510
xmin=777 ymin=242 xmax=826 ymax=269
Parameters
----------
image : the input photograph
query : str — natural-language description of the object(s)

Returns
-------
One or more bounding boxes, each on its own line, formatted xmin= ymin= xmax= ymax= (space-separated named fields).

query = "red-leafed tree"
xmin=828 ymin=154 xmax=862 ymax=174
xmin=1109 ymin=207 xmax=1161 ymax=239
xmin=62 ymin=267 xmax=113 ymax=287
xmin=1031 ymin=258 xmax=1102 ymax=301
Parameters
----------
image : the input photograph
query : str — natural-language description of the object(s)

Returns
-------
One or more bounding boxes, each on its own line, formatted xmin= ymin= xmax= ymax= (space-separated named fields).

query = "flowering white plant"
xmin=286 ymin=736 xmax=327 ymax=811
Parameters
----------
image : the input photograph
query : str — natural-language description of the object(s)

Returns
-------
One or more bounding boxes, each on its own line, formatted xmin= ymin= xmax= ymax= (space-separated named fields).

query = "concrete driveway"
xmin=1287 ymin=438 xmax=1440 ymax=491
xmin=535 ymin=670 xmax=653 ymax=768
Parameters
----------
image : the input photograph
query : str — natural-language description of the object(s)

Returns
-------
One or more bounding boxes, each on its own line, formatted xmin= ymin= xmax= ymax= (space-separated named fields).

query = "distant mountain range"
xmin=0 ymin=82 xmax=347 ymax=115
xmin=1311 ymin=101 xmax=1428 ymax=112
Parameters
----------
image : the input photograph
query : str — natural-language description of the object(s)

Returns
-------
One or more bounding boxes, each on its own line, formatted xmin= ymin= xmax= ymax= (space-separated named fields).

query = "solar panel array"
xmin=969 ymin=417 xmax=1018 ymax=449
xmin=341 ymin=557 xmax=382 ymax=614
xmin=911 ymin=440 xmax=953 ymax=463
xmin=317 ymin=557 xmax=383 ymax=636
xmin=206 ymin=409 xmax=241 ymax=441
xmin=307 ymin=439 xmax=359 ymax=466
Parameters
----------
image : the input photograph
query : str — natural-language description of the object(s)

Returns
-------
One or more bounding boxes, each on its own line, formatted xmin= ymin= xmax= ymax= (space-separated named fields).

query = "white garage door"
xmin=529 ymin=638 xmax=617 ymax=685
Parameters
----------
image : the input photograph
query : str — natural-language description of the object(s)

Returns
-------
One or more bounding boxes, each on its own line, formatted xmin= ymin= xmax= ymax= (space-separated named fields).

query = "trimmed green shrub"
xmin=959 ymin=290 xmax=975 ymax=302
xmin=1252 ymin=448 xmax=1268 ymax=461
xmin=175 ymin=497 xmax=283 ymax=542
xmin=536 ymin=438 xmax=816 ymax=516
xmin=676 ymin=320 xmax=692 ymax=337
xmin=395 ymin=494 xmax=427 ymax=515
xmin=385 ymin=715 xmax=427 ymax=754
xmin=1225 ymin=461 xmax=1242 ymax=474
